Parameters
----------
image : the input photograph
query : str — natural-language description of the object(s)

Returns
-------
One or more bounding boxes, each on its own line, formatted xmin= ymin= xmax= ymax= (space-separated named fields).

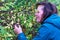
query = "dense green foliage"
xmin=0 ymin=0 xmax=60 ymax=40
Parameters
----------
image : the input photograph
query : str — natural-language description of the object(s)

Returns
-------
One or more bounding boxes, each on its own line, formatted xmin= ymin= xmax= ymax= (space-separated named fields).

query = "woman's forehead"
xmin=37 ymin=5 xmax=44 ymax=10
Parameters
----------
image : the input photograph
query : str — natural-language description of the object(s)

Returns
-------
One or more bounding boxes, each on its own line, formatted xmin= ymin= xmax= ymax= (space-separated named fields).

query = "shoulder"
xmin=38 ymin=23 xmax=52 ymax=34
xmin=37 ymin=23 xmax=52 ymax=39
xmin=39 ymin=23 xmax=58 ymax=33
xmin=41 ymin=23 xmax=56 ymax=31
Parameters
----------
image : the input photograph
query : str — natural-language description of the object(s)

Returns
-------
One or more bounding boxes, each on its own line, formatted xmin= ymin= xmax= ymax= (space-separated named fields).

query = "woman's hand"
xmin=13 ymin=23 xmax=23 ymax=34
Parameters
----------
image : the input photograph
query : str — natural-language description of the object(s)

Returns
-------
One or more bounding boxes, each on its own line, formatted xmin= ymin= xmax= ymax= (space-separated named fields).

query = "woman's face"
xmin=35 ymin=5 xmax=44 ymax=23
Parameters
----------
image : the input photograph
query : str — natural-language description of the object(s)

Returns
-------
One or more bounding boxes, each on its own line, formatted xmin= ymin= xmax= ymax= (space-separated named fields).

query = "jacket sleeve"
xmin=17 ymin=33 xmax=27 ymax=40
xmin=17 ymin=25 xmax=50 ymax=40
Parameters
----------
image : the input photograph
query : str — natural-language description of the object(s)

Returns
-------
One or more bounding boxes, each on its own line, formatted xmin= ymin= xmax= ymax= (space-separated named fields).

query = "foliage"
xmin=0 ymin=0 xmax=60 ymax=40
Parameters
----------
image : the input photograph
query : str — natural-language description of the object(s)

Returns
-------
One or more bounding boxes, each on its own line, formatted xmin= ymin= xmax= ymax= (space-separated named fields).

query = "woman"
xmin=13 ymin=2 xmax=60 ymax=40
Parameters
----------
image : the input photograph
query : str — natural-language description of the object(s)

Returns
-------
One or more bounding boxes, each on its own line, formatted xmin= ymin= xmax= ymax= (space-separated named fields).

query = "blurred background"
xmin=0 ymin=0 xmax=60 ymax=40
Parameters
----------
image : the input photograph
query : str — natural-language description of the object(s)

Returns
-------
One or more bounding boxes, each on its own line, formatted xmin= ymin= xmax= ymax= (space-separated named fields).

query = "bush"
xmin=0 ymin=0 xmax=60 ymax=40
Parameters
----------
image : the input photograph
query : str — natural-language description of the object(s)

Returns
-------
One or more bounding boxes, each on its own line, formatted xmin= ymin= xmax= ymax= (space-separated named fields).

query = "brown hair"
xmin=36 ymin=2 xmax=58 ymax=23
